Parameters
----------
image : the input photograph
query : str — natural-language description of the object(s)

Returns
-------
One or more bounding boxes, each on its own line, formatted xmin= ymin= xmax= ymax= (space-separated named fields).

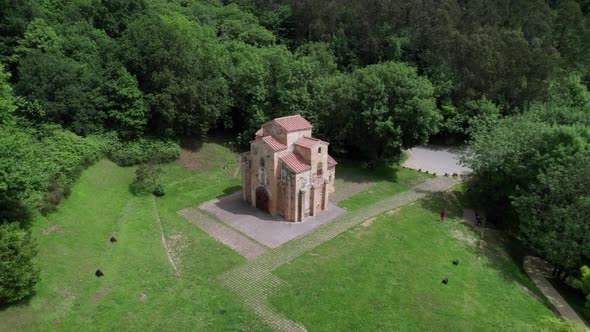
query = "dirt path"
xmin=219 ymin=176 xmax=459 ymax=332
xmin=524 ymin=256 xmax=588 ymax=328
xmin=152 ymin=196 xmax=180 ymax=277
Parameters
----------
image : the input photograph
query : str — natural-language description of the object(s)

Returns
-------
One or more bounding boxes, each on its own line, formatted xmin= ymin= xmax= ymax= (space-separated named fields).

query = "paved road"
xmin=403 ymin=145 xmax=471 ymax=175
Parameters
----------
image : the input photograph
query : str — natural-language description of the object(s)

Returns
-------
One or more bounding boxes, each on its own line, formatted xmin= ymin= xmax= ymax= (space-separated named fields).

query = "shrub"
xmin=153 ymin=184 xmax=165 ymax=197
xmin=537 ymin=317 xmax=586 ymax=332
xmin=38 ymin=131 xmax=103 ymax=213
xmin=0 ymin=223 xmax=40 ymax=304
xmin=572 ymin=265 xmax=590 ymax=308
xmin=130 ymin=162 xmax=163 ymax=196
xmin=107 ymin=137 xmax=180 ymax=166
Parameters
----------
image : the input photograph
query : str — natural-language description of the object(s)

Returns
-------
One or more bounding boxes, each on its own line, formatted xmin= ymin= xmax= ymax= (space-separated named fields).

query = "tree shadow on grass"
xmin=417 ymin=191 xmax=545 ymax=300
xmin=0 ymin=291 xmax=36 ymax=312
xmin=218 ymin=185 xmax=241 ymax=198
xmin=336 ymin=159 xmax=400 ymax=184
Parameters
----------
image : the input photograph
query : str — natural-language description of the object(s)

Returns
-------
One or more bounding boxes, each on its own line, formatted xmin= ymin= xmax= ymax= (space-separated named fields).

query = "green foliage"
xmin=572 ymin=266 xmax=590 ymax=308
xmin=528 ymin=74 xmax=590 ymax=126
xmin=106 ymin=137 xmax=180 ymax=167
xmin=464 ymin=115 xmax=590 ymax=270
xmin=104 ymin=66 xmax=147 ymax=139
xmin=512 ymin=152 xmax=590 ymax=270
xmin=0 ymin=64 xmax=15 ymax=125
xmin=442 ymin=97 xmax=501 ymax=135
xmin=0 ymin=126 xmax=48 ymax=221
xmin=129 ymin=162 xmax=163 ymax=196
xmin=38 ymin=129 xmax=104 ymax=213
xmin=0 ymin=124 xmax=104 ymax=219
xmin=537 ymin=317 xmax=587 ymax=332
xmin=0 ymin=223 xmax=40 ymax=305
xmin=121 ymin=12 xmax=231 ymax=136
xmin=317 ymin=61 xmax=439 ymax=163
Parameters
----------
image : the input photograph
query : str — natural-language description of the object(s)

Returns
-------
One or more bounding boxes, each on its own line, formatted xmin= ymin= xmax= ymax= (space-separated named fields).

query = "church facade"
xmin=241 ymin=115 xmax=336 ymax=222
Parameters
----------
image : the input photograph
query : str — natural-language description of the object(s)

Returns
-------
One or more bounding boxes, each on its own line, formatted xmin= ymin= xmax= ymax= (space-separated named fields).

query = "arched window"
xmin=260 ymin=158 xmax=265 ymax=167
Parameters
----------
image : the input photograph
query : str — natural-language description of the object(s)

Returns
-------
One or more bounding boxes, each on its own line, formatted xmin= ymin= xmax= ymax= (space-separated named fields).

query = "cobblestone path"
xmin=219 ymin=176 xmax=459 ymax=332
xmin=178 ymin=207 xmax=268 ymax=259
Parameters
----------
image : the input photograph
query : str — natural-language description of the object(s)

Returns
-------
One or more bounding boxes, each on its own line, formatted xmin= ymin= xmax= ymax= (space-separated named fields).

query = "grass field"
xmin=0 ymin=141 xmax=557 ymax=331
xmin=334 ymin=160 xmax=432 ymax=210
xmin=271 ymin=190 xmax=556 ymax=331
xmin=0 ymin=142 xmax=269 ymax=331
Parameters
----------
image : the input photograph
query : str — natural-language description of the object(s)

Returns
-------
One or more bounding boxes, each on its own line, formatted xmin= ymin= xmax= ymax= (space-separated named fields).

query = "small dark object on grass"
xmin=442 ymin=277 xmax=448 ymax=284
xmin=418 ymin=168 xmax=422 ymax=172
xmin=445 ymin=173 xmax=449 ymax=176
xmin=109 ymin=236 xmax=117 ymax=243
xmin=219 ymin=309 xmax=227 ymax=315
xmin=453 ymin=259 xmax=459 ymax=265
xmin=95 ymin=269 xmax=104 ymax=277
xmin=452 ymin=173 xmax=458 ymax=177
xmin=223 ymin=166 xmax=228 ymax=170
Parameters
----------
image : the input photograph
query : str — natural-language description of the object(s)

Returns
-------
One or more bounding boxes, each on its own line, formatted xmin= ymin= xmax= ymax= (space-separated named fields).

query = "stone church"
xmin=241 ymin=115 xmax=337 ymax=222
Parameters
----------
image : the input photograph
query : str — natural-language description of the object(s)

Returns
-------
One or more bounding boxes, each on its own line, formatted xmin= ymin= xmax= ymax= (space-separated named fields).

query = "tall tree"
xmin=0 ymin=223 xmax=40 ymax=305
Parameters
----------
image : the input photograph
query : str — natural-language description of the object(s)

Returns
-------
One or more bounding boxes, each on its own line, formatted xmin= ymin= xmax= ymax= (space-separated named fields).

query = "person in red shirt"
xmin=440 ymin=210 xmax=446 ymax=222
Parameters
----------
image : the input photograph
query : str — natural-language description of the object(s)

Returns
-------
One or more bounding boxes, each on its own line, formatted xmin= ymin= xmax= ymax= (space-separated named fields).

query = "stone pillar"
xmin=310 ymin=185 xmax=316 ymax=216
xmin=323 ymin=178 xmax=329 ymax=210
xmin=299 ymin=189 xmax=306 ymax=222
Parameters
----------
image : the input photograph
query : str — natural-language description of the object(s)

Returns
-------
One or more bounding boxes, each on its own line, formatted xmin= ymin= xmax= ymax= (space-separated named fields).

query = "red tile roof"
xmin=280 ymin=152 xmax=311 ymax=173
xmin=262 ymin=136 xmax=287 ymax=151
xmin=255 ymin=128 xmax=263 ymax=136
xmin=295 ymin=136 xmax=327 ymax=149
xmin=270 ymin=115 xmax=313 ymax=132
xmin=328 ymin=155 xmax=337 ymax=167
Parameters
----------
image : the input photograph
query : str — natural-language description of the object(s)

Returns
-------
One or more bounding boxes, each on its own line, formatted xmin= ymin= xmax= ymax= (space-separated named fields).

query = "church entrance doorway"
xmin=255 ymin=186 xmax=270 ymax=213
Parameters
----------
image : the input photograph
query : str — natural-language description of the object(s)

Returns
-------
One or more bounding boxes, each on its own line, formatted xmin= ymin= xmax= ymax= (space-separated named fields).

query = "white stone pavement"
xmin=403 ymin=145 xmax=472 ymax=175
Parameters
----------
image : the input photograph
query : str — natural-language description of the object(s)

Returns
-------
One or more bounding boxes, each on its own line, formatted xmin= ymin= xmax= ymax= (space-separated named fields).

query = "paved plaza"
xmin=403 ymin=145 xmax=472 ymax=175
xmin=199 ymin=192 xmax=347 ymax=248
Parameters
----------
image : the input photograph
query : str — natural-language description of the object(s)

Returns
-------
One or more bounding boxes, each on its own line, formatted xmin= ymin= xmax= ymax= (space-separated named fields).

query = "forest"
xmin=0 ymin=0 xmax=589 ymax=313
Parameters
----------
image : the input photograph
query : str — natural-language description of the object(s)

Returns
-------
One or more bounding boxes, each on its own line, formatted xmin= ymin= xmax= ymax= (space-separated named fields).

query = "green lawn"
xmin=0 ymin=141 xmax=556 ymax=331
xmin=271 ymin=190 xmax=555 ymax=331
xmin=335 ymin=160 xmax=432 ymax=210
xmin=0 ymin=142 xmax=269 ymax=331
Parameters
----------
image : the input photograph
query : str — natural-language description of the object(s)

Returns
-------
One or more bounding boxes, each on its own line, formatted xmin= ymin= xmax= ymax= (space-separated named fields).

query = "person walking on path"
xmin=440 ymin=210 xmax=446 ymax=222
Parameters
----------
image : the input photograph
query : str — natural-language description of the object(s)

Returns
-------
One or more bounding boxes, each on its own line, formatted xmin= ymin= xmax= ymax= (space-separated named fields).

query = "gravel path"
xmin=524 ymin=256 xmax=588 ymax=328
xmin=403 ymin=145 xmax=471 ymax=175
xmin=219 ymin=176 xmax=459 ymax=331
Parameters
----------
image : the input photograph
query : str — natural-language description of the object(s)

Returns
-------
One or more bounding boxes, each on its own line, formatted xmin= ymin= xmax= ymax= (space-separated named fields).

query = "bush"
xmin=129 ymin=163 xmax=163 ymax=196
xmin=153 ymin=184 xmax=165 ymax=197
xmin=0 ymin=223 xmax=40 ymax=304
xmin=107 ymin=137 xmax=180 ymax=166
xmin=572 ymin=265 xmax=590 ymax=308
xmin=537 ymin=317 xmax=587 ymax=332
xmin=38 ymin=130 xmax=103 ymax=213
